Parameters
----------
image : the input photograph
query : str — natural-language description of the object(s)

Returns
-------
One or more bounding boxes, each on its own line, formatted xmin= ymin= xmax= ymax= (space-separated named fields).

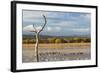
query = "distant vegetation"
xmin=23 ymin=35 xmax=91 ymax=44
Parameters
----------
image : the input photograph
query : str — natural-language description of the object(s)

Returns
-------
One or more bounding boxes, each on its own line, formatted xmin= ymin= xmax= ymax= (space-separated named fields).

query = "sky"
xmin=22 ymin=10 xmax=91 ymax=36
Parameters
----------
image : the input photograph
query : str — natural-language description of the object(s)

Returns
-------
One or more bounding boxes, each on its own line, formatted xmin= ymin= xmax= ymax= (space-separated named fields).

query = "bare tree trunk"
xmin=33 ymin=15 xmax=47 ymax=62
xmin=34 ymin=33 xmax=39 ymax=62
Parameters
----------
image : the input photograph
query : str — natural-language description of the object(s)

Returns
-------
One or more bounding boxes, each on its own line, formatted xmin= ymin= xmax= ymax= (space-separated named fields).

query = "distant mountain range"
xmin=23 ymin=34 xmax=90 ymax=39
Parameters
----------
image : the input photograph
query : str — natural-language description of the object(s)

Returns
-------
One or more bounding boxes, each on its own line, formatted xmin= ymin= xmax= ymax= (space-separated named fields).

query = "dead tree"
xmin=32 ymin=15 xmax=47 ymax=62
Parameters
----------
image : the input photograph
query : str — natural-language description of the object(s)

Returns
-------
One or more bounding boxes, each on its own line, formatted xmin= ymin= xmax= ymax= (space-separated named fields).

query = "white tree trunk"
xmin=33 ymin=15 xmax=47 ymax=62
xmin=34 ymin=33 xmax=39 ymax=62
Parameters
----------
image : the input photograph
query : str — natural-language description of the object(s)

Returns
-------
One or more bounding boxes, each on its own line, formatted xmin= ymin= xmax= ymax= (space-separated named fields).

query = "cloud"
xmin=23 ymin=10 xmax=50 ymax=19
xmin=23 ymin=25 xmax=35 ymax=32
xmin=46 ymin=26 xmax=61 ymax=32
xmin=55 ymin=27 xmax=61 ymax=31
xmin=23 ymin=10 xmax=90 ymax=27
xmin=23 ymin=25 xmax=43 ymax=32
xmin=79 ymin=14 xmax=90 ymax=20
xmin=50 ymin=20 xmax=82 ymax=29
xmin=23 ymin=24 xmax=61 ymax=34
xmin=47 ymin=27 xmax=52 ymax=31
xmin=23 ymin=10 xmax=91 ymax=36
xmin=71 ymin=28 xmax=90 ymax=32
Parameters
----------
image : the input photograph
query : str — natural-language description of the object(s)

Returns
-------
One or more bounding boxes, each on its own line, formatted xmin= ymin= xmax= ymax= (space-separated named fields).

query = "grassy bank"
xmin=22 ymin=43 xmax=90 ymax=49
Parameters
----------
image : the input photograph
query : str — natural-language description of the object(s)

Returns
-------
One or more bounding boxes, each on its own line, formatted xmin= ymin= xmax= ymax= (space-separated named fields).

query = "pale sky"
xmin=22 ymin=10 xmax=91 ymax=36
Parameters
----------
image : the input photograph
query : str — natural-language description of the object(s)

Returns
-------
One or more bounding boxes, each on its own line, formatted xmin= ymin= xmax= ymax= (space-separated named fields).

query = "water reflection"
xmin=22 ymin=48 xmax=91 ymax=63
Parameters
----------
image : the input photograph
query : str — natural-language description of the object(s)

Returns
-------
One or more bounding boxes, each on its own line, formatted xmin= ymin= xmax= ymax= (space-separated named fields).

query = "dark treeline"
xmin=23 ymin=37 xmax=91 ymax=44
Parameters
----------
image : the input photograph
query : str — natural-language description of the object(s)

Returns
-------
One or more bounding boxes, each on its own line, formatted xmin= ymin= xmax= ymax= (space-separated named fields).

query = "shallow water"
xmin=22 ymin=48 xmax=91 ymax=63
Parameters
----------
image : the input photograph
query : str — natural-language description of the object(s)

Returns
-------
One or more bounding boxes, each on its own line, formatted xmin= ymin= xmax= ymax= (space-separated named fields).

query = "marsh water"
xmin=22 ymin=48 xmax=91 ymax=63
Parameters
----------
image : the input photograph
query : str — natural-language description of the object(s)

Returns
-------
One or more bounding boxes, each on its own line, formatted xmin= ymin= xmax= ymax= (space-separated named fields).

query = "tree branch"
xmin=33 ymin=24 xmax=37 ymax=33
xmin=38 ymin=15 xmax=47 ymax=33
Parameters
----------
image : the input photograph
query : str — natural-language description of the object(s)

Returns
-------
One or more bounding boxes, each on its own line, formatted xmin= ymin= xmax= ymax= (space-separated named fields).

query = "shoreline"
xmin=22 ymin=43 xmax=90 ymax=49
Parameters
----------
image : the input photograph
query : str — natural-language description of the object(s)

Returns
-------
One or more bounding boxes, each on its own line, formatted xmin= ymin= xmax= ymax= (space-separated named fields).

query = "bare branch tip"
xmin=42 ymin=14 xmax=45 ymax=18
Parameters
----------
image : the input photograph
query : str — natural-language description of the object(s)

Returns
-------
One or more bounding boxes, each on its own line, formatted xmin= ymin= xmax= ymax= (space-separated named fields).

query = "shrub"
xmin=55 ymin=38 xmax=62 ymax=43
xmin=48 ymin=38 xmax=56 ymax=43
xmin=23 ymin=39 xmax=29 ymax=44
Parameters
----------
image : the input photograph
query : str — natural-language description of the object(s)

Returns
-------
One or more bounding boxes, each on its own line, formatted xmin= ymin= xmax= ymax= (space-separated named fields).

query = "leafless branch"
xmin=33 ymin=24 xmax=37 ymax=33
xmin=38 ymin=15 xmax=47 ymax=33
xmin=31 ymin=15 xmax=47 ymax=62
